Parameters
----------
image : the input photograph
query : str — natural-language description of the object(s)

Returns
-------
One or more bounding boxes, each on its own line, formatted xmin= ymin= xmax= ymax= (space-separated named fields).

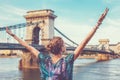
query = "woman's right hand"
xmin=6 ymin=27 xmax=14 ymax=36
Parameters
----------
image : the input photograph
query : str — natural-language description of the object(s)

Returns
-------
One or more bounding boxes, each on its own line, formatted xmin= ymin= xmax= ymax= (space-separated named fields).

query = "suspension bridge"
xmin=0 ymin=9 xmax=118 ymax=69
xmin=0 ymin=21 xmax=115 ymax=54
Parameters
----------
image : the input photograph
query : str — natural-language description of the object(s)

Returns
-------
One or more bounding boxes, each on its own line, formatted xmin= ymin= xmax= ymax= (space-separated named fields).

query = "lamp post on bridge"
xmin=7 ymin=37 xmax=9 ymax=43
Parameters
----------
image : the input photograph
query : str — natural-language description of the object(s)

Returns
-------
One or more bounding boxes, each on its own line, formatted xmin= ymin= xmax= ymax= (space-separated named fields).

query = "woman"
xmin=6 ymin=8 xmax=108 ymax=80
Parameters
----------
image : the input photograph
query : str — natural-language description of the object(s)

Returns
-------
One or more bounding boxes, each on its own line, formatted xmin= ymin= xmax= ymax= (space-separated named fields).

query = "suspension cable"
xmin=54 ymin=27 xmax=78 ymax=46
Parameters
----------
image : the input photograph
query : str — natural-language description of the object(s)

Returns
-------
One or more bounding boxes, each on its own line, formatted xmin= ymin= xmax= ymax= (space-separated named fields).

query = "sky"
xmin=0 ymin=0 xmax=120 ymax=45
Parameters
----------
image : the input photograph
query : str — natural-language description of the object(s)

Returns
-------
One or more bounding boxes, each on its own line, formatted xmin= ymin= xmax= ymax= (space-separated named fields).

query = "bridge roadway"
xmin=0 ymin=43 xmax=115 ymax=55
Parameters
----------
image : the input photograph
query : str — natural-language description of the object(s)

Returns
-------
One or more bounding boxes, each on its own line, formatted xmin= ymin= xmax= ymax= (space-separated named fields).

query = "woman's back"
xmin=38 ymin=52 xmax=74 ymax=80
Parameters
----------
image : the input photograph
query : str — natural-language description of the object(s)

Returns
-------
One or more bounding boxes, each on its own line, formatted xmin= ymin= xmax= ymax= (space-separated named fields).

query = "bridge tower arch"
xmin=24 ymin=9 xmax=57 ymax=46
xmin=32 ymin=25 xmax=40 ymax=44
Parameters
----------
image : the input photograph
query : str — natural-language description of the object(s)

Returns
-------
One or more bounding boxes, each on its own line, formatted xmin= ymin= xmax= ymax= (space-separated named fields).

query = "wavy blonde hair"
xmin=46 ymin=36 xmax=64 ymax=55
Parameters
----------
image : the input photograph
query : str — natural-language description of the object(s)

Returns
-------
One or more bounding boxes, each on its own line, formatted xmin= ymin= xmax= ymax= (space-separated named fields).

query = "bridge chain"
xmin=0 ymin=21 xmax=78 ymax=46
xmin=0 ymin=21 xmax=44 ymax=31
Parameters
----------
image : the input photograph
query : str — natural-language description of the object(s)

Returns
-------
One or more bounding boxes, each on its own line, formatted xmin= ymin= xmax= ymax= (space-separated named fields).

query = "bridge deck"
xmin=0 ymin=43 xmax=115 ymax=55
xmin=0 ymin=43 xmax=45 ymax=51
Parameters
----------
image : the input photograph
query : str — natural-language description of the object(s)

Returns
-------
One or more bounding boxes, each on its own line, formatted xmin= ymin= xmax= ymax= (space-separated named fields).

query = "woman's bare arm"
xmin=74 ymin=8 xmax=109 ymax=60
xmin=6 ymin=27 xmax=39 ymax=58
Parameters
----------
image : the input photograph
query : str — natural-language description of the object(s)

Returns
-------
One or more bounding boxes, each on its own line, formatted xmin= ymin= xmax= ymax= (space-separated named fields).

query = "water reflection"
xmin=20 ymin=69 xmax=40 ymax=80
xmin=73 ymin=59 xmax=120 ymax=80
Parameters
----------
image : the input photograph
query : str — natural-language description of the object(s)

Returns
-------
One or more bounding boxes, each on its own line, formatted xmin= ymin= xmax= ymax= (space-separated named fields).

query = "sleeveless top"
xmin=38 ymin=52 xmax=74 ymax=80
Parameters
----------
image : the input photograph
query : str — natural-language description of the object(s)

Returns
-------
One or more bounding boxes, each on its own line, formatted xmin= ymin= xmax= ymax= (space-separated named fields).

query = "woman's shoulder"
xmin=64 ymin=53 xmax=74 ymax=62
xmin=38 ymin=51 xmax=50 ymax=59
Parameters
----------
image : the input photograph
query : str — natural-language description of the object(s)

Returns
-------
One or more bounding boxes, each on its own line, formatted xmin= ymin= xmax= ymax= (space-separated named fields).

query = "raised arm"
xmin=6 ymin=27 xmax=39 ymax=58
xmin=74 ymin=8 xmax=109 ymax=60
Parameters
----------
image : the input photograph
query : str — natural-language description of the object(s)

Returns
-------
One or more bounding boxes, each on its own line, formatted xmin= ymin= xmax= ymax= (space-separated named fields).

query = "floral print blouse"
xmin=38 ymin=52 xmax=74 ymax=80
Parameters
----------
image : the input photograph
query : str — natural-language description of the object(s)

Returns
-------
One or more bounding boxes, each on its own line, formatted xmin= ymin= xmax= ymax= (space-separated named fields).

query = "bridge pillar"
xmin=19 ymin=9 xmax=57 ymax=69
xmin=96 ymin=54 xmax=110 ymax=61
xmin=19 ymin=51 xmax=39 ymax=69
xmin=96 ymin=39 xmax=111 ymax=61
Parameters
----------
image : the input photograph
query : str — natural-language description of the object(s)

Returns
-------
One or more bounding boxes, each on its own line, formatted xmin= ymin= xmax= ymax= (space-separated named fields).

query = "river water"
xmin=0 ymin=58 xmax=120 ymax=80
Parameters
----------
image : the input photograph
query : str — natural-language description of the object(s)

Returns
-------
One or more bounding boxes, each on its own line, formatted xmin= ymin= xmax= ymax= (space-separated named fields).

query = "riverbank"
xmin=63 ymin=55 xmax=97 ymax=59
xmin=79 ymin=55 xmax=97 ymax=59
xmin=0 ymin=55 xmax=20 ymax=58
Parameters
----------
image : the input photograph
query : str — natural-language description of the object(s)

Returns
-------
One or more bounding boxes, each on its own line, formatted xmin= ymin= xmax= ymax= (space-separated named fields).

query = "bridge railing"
xmin=0 ymin=43 xmax=116 ymax=55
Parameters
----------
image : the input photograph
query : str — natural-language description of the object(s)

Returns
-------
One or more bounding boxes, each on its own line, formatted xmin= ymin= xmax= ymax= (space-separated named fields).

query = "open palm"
xmin=6 ymin=27 xmax=13 ymax=35
xmin=97 ymin=8 xmax=109 ymax=26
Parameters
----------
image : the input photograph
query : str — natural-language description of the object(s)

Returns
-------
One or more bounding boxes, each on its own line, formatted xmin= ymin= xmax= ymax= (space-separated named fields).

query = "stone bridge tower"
xmin=97 ymin=39 xmax=110 ymax=51
xmin=24 ymin=9 xmax=57 ymax=46
xmin=19 ymin=9 xmax=57 ymax=69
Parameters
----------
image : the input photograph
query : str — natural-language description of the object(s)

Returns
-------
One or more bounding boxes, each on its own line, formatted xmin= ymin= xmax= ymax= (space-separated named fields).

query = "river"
xmin=0 ymin=58 xmax=120 ymax=80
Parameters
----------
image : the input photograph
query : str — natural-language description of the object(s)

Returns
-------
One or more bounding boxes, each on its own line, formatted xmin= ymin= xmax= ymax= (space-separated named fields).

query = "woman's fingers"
xmin=6 ymin=27 xmax=12 ymax=35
